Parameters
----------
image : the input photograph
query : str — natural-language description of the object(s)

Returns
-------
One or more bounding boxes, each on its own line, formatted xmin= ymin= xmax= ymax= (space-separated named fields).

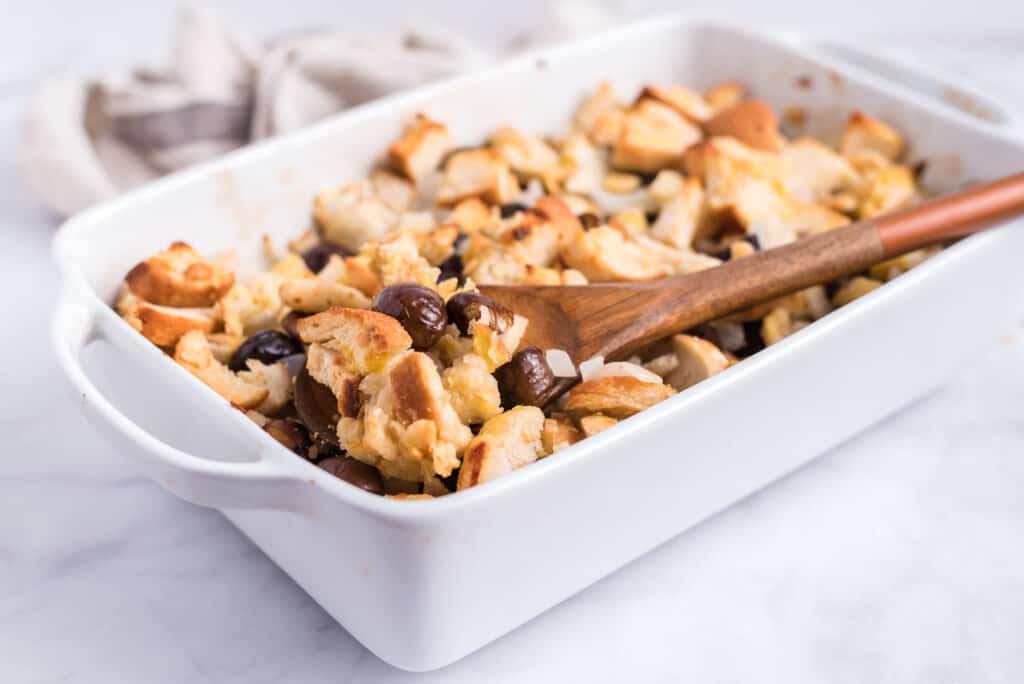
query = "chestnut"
xmin=228 ymin=330 xmax=304 ymax=372
xmin=301 ymin=241 xmax=351 ymax=273
xmin=293 ymin=367 xmax=340 ymax=438
xmin=494 ymin=346 xmax=556 ymax=408
xmin=264 ymin=418 xmax=313 ymax=457
xmin=318 ymin=457 xmax=385 ymax=495
xmin=371 ymin=283 xmax=448 ymax=351
xmin=445 ymin=292 xmax=513 ymax=336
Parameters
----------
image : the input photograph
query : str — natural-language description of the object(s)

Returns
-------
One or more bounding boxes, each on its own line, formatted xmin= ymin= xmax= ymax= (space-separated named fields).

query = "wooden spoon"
xmin=480 ymin=172 xmax=1024 ymax=404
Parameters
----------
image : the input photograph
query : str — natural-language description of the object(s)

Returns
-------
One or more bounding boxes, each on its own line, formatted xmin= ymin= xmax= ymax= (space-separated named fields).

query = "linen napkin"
xmin=19 ymin=2 xmax=612 ymax=218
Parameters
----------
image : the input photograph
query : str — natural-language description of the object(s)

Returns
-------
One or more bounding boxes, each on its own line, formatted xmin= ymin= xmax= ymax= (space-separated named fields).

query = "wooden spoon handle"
xmin=876 ymin=171 xmax=1024 ymax=255
xmin=592 ymin=172 xmax=1024 ymax=360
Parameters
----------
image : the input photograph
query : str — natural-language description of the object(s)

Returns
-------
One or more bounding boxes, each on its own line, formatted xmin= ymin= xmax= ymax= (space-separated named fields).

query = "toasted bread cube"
xmin=388 ymin=114 xmax=454 ymax=182
xmin=125 ymin=241 xmax=234 ymax=308
xmin=840 ymin=110 xmax=905 ymax=162
xmin=491 ymin=126 xmax=560 ymax=178
xmin=435 ymin=149 xmax=520 ymax=207
xmin=612 ymin=100 xmax=702 ymax=173
xmin=704 ymin=82 xmax=745 ymax=115
xmin=457 ymin=406 xmax=545 ymax=490
xmin=313 ymin=181 xmax=397 ymax=252
xmin=565 ymin=375 xmax=675 ymax=420
xmin=666 ymin=334 xmax=731 ymax=391
xmin=297 ymin=307 xmax=411 ymax=374
xmin=704 ymin=99 xmax=785 ymax=152
xmin=574 ymin=81 xmax=624 ymax=145
xmin=639 ymin=84 xmax=713 ymax=123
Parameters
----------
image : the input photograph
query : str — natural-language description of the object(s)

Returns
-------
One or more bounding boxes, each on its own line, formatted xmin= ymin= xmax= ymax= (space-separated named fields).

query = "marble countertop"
xmin=2 ymin=8 xmax=1024 ymax=681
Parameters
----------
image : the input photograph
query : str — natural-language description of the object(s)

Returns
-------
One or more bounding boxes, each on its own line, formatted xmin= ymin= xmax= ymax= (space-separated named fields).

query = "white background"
xmin=2 ymin=2 xmax=1023 ymax=682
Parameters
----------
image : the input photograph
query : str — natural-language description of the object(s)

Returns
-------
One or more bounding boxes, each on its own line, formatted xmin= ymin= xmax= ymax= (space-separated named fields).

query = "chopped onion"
xmin=545 ymin=349 xmax=578 ymax=378
xmin=589 ymin=361 xmax=663 ymax=384
xmin=578 ymin=355 xmax=605 ymax=382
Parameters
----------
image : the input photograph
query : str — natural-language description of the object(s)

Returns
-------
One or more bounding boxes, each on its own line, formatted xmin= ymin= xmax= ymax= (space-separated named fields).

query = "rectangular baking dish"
xmin=52 ymin=16 xmax=1024 ymax=671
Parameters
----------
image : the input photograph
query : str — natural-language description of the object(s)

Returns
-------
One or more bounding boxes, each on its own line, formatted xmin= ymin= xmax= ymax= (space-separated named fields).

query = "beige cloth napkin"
xmin=19 ymin=3 xmax=612 ymax=218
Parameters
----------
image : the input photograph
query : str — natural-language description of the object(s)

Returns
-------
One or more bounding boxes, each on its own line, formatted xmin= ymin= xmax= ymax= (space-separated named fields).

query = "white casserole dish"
xmin=52 ymin=16 xmax=1024 ymax=671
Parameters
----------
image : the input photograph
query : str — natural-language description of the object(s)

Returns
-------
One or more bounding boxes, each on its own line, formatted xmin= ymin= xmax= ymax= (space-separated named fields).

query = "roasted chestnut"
xmin=436 ymin=252 xmax=464 ymax=285
xmin=318 ymin=457 xmax=385 ymax=495
xmin=445 ymin=292 xmax=514 ymax=336
xmin=301 ymin=241 xmax=351 ymax=273
xmin=293 ymin=367 xmax=340 ymax=437
xmin=371 ymin=283 xmax=447 ymax=350
xmin=228 ymin=330 xmax=304 ymax=372
xmin=499 ymin=202 xmax=529 ymax=218
xmin=494 ymin=346 xmax=556 ymax=407
xmin=264 ymin=418 xmax=313 ymax=457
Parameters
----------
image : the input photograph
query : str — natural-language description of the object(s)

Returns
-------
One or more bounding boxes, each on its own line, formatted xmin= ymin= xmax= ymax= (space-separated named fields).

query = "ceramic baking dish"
xmin=52 ymin=16 xmax=1024 ymax=671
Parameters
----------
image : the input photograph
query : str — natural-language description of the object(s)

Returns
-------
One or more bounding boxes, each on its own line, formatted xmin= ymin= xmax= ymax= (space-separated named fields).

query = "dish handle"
xmin=793 ymin=35 xmax=1024 ymax=135
xmin=52 ymin=287 xmax=310 ymax=512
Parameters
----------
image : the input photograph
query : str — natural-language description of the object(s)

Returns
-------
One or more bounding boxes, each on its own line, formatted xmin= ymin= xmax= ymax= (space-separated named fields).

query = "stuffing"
xmin=125 ymin=241 xmax=234 ymax=308
xmin=442 ymin=353 xmax=502 ymax=424
xmin=685 ymin=136 xmax=781 ymax=209
xmin=638 ymin=84 xmax=713 ymax=123
xmin=371 ymin=169 xmax=416 ymax=212
xmin=542 ymin=414 xmax=583 ymax=454
xmin=206 ymin=332 xmax=245 ymax=364
xmin=840 ymin=110 xmax=905 ymax=162
xmin=117 ymin=287 xmax=218 ymax=347
xmin=340 ymin=350 xmax=472 ymax=481
xmin=602 ymin=171 xmax=642 ymax=194
xmin=457 ymin=406 xmax=545 ymax=490
xmin=470 ymin=313 xmax=529 ymax=372
xmin=174 ymin=330 xmax=269 ymax=409
xmin=564 ymin=376 xmax=676 ymax=420
xmin=631 ymin=234 xmax=722 ymax=274
xmin=704 ymin=99 xmax=785 ymax=152
xmin=649 ymin=177 xmax=708 ymax=248
xmin=779 ymin=138 xmax=861 ymax=204
xmin=462 ymin=235 xmax=528 ymax=285
xmin=666 ymin=334 xmax=731 ymax=390
xmin=491 ymin=126 xmax=562 ymax=179
xmin=361 ymin=232 xmax=441 ymax=290
xmin=760 ymin=307 xmax=793 ymax=346
xmin=648 ymin=169 xmax=687 ymax=205
xmin=238 ymin=359 xmax=293 ymax=415
xmin=278 ymin=254 xmax=371 ymax=314
xmin=573 ymin=81 xmax=625 ymax=145
xmin=450 ymin=197 xmax=500 ymax=234
xmin=561 ymin=224 xmax=666 ymax=281
xmin=500 ymin=196 xmax=583 ymax=265
xmin=613 ymin=99 xmax=702 ymax=173
xmin=868 ymin=246 xmax=941 ymax=282
xmin=305 ymin=344 xmax=362 ymax=418
xmin=435 ymin=149 xmax=520 ymax=207
xmin=561 ymin=132 xmax=608 ymax=196
xmin=851 ymin=151 xmax=917 ymax=218
xmin=704 ymin=82 xmax=745 ymax=115
xmin=297 ymin=307 xmax=412 ymax=375
xmin=831 ymin=276 xmax=883 ymax=307
xmin=387 ymin=113 xmax=454 ymax=183
xmin=578 ymin=414 xmax=619 ymax=437
xmin=119 ymin=80 xmax=944 ymax=498
xmin=415 ymin=222 xmax=461 ymax=266
xmin=313 ymin=181 xmax=398 ymax=252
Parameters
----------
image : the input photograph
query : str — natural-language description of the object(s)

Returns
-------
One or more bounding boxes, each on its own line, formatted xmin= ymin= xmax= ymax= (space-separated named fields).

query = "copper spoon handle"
xmin=876 ymin=171 xmax=1024 ymax=254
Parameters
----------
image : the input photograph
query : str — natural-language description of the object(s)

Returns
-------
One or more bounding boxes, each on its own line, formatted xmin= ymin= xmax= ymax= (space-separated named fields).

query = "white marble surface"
xmin=3 ymin=5 xmax=1024 ymax=682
